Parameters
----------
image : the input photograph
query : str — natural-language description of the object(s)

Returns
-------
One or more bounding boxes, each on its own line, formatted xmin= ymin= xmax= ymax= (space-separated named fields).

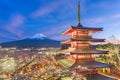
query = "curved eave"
xmin=71 ymin=38 xmax=105 ymax=42
xmin=62 ymin=26 xmax=103 ymax=35
xmin=85 ymin=74 xmax=117 ymax=80
xmin=59 ymin=49 xmax=108 ymax=54
xmin=70 ymin=51 xmax=108 ymax=54
xmin=73 ymin=26 xmax=103 ymax=30
xmin=61 ymin=39 xmax=71 ymax=44
xmin=61 ymin=38 xmax=105 ymax=44
xmin=70 ymin=61 xmax=113 ymax=69
xmin=62 ymin=26 xmax=73 ymax=35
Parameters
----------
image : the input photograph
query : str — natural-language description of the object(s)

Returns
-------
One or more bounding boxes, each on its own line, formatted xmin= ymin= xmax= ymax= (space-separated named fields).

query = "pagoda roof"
xmin=62 ymin=24 xmax=103 ymax=35
xmin=70 ymin=49 xmax=108 ymax=54
xmin=74 ymin=24 xmax=103 ymax=30
xmin=61 ymin=38 xmax=105 ymax=44
xmin=85 ymin=73 xmax=117 ymax=80
xmin=59 ymin=49 xmax=108 ymax=54
xmin=70 ymin=60 xmax=113 ymax=69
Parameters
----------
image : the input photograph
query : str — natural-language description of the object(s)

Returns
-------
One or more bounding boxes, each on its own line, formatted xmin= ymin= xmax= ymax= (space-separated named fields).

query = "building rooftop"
xmin=70 ymin=49 xmax=108 ymax=54
xmin=60 ymin=49 xmax=108 ymax=54
xmin=70 ymin=60 xmax=113 ymax=69
xmin=61 ymin=38 xmax=105 ymax=44
xmin=62 ymin=25 xmax=103 ymax=35
xmin=85 ymin=73 xmax=117 ymax=80
xmin=72 ymin=23 xmax=103 ymax=30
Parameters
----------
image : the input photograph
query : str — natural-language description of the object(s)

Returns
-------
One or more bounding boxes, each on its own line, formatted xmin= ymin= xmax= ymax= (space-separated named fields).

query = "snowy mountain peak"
xmin=31 ymin=33 xmax=47 ymax=39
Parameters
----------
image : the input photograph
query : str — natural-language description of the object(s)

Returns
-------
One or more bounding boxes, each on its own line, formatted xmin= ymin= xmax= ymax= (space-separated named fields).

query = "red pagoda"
xmin=59 ymin=2 xmax=117 ymax=80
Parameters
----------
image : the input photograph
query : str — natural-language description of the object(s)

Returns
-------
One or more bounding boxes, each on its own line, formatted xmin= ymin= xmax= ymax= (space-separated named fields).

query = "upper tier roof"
xmin=62 ymin=23 xmax=103 ymax=35
xmin=76 ymin=23 xmax=103 ymax=30
xmin=61 ymin=38 xmax=105 ymax=44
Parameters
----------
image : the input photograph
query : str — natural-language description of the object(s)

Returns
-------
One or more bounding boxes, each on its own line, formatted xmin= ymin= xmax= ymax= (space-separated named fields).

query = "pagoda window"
xmin=71 ymin=41 xmax=77 ymax=48
xmin=77 ymin=44 xmax=89 ymax=48
xmin=71 ymin=31 xmax=78 ymax=38
xmin=71 ymin=41 xmax=90 ymax=48
xmin=71 ymin=43 xmax=74 ymax=47
xmin=71 ymin=54 xmax=93 ymax=60
xmin=78 ymin=44 xmax=89 ymax=46
xmin=78 ymin=30 xmax=88 ymax=34
xmin=78 ymin=41 xmax=89 ymax=44
xmin=77 ymin=34 xmax=91 ymax=39
xmin=71 ymin=32 xmax=74 ymax=37
xmin=75 ymin=32 xmax=90 ymax=38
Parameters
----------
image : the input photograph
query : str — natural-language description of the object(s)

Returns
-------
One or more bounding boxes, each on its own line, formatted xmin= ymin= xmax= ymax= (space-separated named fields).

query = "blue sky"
xmin=0 ymin=0 xmax=120 ymax=42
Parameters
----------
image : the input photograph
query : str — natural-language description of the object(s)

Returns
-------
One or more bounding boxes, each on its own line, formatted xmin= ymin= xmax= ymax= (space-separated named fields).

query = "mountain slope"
xmin=0 ymin=38 xmax=61 ymax=48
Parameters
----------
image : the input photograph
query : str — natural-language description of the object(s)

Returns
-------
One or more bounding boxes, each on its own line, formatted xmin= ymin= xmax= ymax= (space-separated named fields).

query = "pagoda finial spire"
xmin=77 ymin=1 xmax=82 ymax=27
xmin=78 ymin=1 xmax=80 ymax=24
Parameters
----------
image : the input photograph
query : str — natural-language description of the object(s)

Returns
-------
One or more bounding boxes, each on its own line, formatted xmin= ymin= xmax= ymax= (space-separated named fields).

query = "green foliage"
xmin=97 ymin=43 xmax=112 ymax=50
xmin=97 ymin=43 xmax=120 ymax=70
xmin=61 ymin=77 xmax=72 ymax=80
xmin=99 ymin=55 xmax=108 ymax=63
xmin=58 ymin=59 xmax=75 ymax=68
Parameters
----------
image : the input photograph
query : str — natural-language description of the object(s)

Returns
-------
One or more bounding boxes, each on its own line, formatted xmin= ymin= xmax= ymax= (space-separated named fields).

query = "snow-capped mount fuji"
xmin=1 ymin=33 xmax=61 ymax=48
xmin=30 ymin=33 xmax=47 ymax=39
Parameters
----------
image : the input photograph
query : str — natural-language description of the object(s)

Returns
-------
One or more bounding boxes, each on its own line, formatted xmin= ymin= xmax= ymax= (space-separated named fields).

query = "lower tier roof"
xmin=59 ymin=49 xmax=108 ymax=54
xmin=85 ymin=73 xmax=117 ymax=80
xmin=71 ymin=49 xmax=108 ymax=54
xmin=70 ymin=60 xmax=113 ymax=69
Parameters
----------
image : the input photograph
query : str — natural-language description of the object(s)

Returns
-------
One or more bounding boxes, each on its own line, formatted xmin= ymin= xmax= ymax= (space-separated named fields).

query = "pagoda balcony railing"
xmin=77 ymin=58 xmax=95 ymax=61
xmin=70 ymin=55 xmax=95 ymax=61
xmin=75 ymin=58 xmax=95 ymax=61
xmin=69 ymin=46 xmax=93 ymax=49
